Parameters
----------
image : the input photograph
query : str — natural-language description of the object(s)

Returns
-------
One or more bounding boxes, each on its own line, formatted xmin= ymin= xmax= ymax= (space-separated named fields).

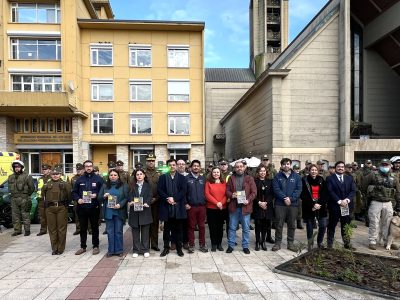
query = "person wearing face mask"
xmin=362 ymin=159 xmax=400 ymax=250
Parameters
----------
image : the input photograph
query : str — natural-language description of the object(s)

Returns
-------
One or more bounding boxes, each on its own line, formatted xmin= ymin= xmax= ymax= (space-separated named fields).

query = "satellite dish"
xmin=68 ymin=80 xmax=75 ymax=92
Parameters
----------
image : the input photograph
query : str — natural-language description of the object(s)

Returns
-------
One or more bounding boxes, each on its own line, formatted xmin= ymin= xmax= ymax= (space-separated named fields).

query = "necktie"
xmin=339 ymin=175 xmax=343 ymax=183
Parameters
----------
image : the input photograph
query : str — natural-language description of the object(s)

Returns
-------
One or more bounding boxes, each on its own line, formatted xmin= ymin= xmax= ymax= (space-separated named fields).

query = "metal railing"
xmin=267 ymin=13 xmax=280 ymax=23
xmin=267 ymin=46 xmax=281 ymax=53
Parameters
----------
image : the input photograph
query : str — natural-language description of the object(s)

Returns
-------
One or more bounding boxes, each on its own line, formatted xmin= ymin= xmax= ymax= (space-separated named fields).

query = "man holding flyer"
xmin=72 ymin=160 xmax=104 ymax=255
xmin=225 ymin=161 xmax=256 ymax=254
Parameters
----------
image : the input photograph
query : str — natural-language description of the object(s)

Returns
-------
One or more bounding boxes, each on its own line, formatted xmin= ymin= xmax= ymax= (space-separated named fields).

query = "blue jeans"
xmin=305 ymin=217 xmax=327 ymax=245
xmin=228 ymin=208 xmax=250 ymax=249
xmin=106 ymin=215 xmax=124 ymax=255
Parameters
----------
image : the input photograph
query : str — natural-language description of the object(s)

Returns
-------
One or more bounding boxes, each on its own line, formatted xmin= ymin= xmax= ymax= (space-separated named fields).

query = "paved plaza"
xmin=0 ymin=221 xmax=396 ymax=299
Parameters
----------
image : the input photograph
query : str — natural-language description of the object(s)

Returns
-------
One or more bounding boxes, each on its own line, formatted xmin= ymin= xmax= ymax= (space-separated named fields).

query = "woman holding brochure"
xmin=98 ymin=169 xmax=129 ymax=257
xmin=129 ymin=169 xmax=153 ymax=258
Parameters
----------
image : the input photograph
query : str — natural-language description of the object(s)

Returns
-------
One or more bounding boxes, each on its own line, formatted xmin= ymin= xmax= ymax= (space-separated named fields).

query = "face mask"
xmin=379 ymin=166 xmax=390 ymax=173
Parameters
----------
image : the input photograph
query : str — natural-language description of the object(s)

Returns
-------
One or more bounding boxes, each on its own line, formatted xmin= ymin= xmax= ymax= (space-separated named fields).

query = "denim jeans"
xmin=228 ymin=208 xmax=250 ymax=249
xmin=305 ymin=217 xmax=327 ymax=245
xmin=106 ymin=215 xmax=124 ymax=255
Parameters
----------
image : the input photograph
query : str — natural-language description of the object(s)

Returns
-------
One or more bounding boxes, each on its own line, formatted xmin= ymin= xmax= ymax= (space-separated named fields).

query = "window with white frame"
xmin=168 ymin=114 xmax=190 ymax=135
xmin=90 ymin=44 xmax=113 ymax=66
xmin=168 ymin=80 xmax=190 ymax=101
xmin=92 ymin=113 xmax=113 ymax=134
xmin=130 ymin=114 xmax=152 ymax=135
xmin=91 ymin=80 xmax=113 ymax=101
xmin=11 ymin=75 xmax=62 ymax=92
xmin=11 ymin=39 xmax=61 ymax=60
xmin=11 ymin=3 xmax=61 ymax=23
xmin=130 ymin=80 xmax=152 ymax=101
xmin=167 ymin=46 xmax=189 ymax=68
xmin=129 ymin=45 xmax=151 ymax=67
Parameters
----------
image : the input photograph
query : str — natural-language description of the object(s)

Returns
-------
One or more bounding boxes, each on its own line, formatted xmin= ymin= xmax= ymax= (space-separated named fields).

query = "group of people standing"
xmin=7 ymin=153 xmax=400 ymax=257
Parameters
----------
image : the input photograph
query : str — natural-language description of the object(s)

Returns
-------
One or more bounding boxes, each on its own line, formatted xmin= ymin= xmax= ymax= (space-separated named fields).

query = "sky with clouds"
xmin=109 ymin=0 xmax=329 ymax=68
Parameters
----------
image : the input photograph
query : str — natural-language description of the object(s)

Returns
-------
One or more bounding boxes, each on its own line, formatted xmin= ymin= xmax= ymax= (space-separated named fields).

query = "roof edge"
xmin=83 ymin=0 xmax=99 ymax=19
xmin=91 ymin=0 xmax=115 ymax=19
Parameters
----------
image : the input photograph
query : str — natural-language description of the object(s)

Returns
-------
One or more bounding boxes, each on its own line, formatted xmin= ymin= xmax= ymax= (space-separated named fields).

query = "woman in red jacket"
xmin=205 ymin=166 xmax=227 ymax=252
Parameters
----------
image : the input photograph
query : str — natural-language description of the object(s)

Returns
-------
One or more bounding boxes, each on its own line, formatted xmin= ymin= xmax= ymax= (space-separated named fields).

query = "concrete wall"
xmin=205 ymin=82 xmax=253 ymax=162
xmin=363 ymin=50 xmax=400 ymax=136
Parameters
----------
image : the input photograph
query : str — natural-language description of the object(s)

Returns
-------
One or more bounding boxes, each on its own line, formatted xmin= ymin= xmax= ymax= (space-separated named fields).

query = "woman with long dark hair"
xmin=300 ymin=164 xmax=328 ymax=250
xmin=253 ymin=165 xmax=274 ymax=251
xmin=205 ymin=167 xmax=227 ymax=252
xmin=129 ymin=169 xmax=153 ymax=257
xmin=98 ymin=169 xmax=129 ymax=257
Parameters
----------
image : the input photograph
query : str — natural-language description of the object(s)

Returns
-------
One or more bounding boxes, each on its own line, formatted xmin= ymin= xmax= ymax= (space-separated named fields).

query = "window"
xmin=167 ymin=46 xmax=189 ymax=68
xmin=92 ymin=113 xmax=113 ymax=134
xmin=169 ymin=149 xmax=189 ymax=161
xmin=24 ymin=118 xmax=30 ymax=132
xmin=130 ymin=80 xmax=152 ymax=101
xmin=15 ymin=119 xmax=22 ymax=132
xmin=168 ymin=114 xmax=190 ymax=135
xmin=31 ymin=118 xmax=38 ymax=133
xmin=64 ymin=118 xmax=71 ymax=133
xmin=48 ymin=118 xmax=54 ymax=133
xmin=64 ymin=153 xmax=73 ymax=173
xmin=56 ymin=118 xmax=62 ymax=133
xmin=168 ymin=80 xmax=190 ymax=101
xmin=11 ymin=39 xmax=61 ymax=60
xmin=132 ymin=149 xmax=154 ymax=168
xmin=11 ymin=3 xmax=61 ymax=23
xmin=11 ymin=75 xmax=62 ymax=92
xmin=130 ymin=114 xmax=152 ymax=135
xmin=90 ymin=44 xmax=113 ymax=66
xmin=40 ymin=118 xmax=46 ymax=133
xmin=91 ymin=80 xmax=113 ymax=101
xmin=129 ymin=45 xmax=151 ymax=67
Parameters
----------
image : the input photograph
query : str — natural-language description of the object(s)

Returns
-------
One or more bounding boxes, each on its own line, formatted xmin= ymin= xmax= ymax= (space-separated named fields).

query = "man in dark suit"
xmin=157 ymin=158 xmax=187 ymax=257
xmin=326 ymin=161 xmax=357 ymax=249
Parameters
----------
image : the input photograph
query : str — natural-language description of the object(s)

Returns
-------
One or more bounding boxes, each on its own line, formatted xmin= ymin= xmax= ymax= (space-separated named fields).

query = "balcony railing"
xmin=267 ymin=31 xmax=281 ymax=40
xmin=267 ymin=0 xmax=280 ymax=7
xmin=267 ymin=46 xmax=281 ymax=53
xmin=267 ymin=13 xmax=280 ymax=23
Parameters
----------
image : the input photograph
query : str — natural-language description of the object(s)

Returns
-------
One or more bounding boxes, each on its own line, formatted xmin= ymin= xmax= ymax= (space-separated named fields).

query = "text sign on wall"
xmin=14 ymin=134 xmax=73 ymax=144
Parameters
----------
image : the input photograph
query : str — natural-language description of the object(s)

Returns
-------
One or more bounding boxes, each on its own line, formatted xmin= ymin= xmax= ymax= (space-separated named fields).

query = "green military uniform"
xmin=116 ymin=160 xmax=130 ymax=184
xmin=42 ymin=168 xmax=71 ymax=254
xmin=70 ymin=163 xmax=84 ymax=234
xmin=9 ymin=161 xmax=35 ymax=236
xmin=37 ymin=164 xmax=52 ymax=235
xmin=300 ymin=160 xmax=312 ymax=178
xmin=145 ymin=153 xmax=161 ymax=249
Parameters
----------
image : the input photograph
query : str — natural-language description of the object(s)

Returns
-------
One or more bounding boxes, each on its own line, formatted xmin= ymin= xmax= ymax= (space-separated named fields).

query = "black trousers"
xmin=327 ymin=212 xmax=351 ymax=246
xmin=207 ymin=208 xmax=225 ymax=246
xmin=77 ymin=206 xmax=100 ymax=249
xmin=163 ymin=218 xmax=183 ymax=250
xmin=254 ymin=219 xmax=272 ymax=243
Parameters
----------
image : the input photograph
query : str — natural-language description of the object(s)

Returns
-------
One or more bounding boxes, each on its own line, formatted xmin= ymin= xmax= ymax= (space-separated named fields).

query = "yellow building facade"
xmin=0 ymin=0 xmax=205 ymax=174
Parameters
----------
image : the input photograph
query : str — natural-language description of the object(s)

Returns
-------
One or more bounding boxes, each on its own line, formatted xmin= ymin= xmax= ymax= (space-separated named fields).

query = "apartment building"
xmin=0 ymin=0 xmax=205 ymax=174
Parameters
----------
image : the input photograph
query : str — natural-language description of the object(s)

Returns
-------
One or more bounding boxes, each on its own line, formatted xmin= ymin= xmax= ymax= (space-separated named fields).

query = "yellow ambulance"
xmin=0 ymin=152 xmax=20 ymax=186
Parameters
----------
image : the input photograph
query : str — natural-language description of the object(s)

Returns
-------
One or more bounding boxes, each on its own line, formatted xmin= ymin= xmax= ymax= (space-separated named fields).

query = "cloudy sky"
xmin=109 ymin=0 xmax=329 ymax=67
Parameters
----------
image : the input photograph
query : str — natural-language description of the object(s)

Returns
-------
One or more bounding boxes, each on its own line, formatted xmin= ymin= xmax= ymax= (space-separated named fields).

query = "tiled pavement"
xmin=0 ymin=221 xmax=397 ymax=300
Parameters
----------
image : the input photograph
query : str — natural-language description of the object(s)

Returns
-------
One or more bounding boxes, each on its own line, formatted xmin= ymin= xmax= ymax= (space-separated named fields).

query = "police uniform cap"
xmin=218 ymin=159 xmax=227 ymax=165
xmin=107 ymin=161 xmax=116 ymax=168
xmin=316 ymin=160 xmax=325 ymax=165
xmin=116 ymin=160 xmax=124 ymax=166
xmin=54 ymin=163 xmax=63 ymax=168
xmin=51 ymin=167 xmax=63 ymax=174
xmin=42 ymin=164 xmax=51 ymax=170
xmin=351 ymin=162 xmax=358 ymax=167
xmin=261 ymin=154 xmax=269 ymax=160
xmin=380 ymin=159 xmax=391 ymax=165
xmin=93 ymin=166 xmax=99 ymax=172
xmin=146 ymin=153 xmax=156 ymax=161
xmin=345 ymin=163 xmax=352 ymax=168
xmin=366 ymin=159 xmax=372 ymax=164
xmin=186 ymin=160 xmax=191 ymax=165
xmin=76 ymin=163 xmax=84 ymax=170
xmin=241 ymin=160 xmax=247 ymax=165
xmin=135 ymin=162 xmax=143 ymax=169
xmin=293 ymin=164 xmax=300 ymax=170
xmin=305 ymin=160 xmax=312 ymax=165
xmin=208 ymin=163 xmax=214 ymax=167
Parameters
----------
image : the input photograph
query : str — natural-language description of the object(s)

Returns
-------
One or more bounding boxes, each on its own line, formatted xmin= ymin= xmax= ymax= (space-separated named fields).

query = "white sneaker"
xmin=132 ymin=253 xmax=139 ymax=258
xmin=144 ymin=252 xmax=150 ymax=258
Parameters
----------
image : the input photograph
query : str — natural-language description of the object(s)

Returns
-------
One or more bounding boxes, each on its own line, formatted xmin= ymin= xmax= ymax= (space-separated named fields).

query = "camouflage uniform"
xmin=37 ymin=165 xmax=52 ymax=235
xmin=42 ymin=171 xmax=71 ymax=254
xmin=363 ymin=161 xmax=400 ymax=248
xmin=9 ymin=171 xmax=35 ymax=235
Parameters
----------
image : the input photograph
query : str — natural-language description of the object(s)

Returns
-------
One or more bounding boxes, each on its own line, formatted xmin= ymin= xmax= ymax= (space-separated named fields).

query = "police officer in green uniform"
xmin=316 ymin=160 xmax=329 ymax=179
xmin=260 ymin=155 xmax=277 ymax=179
xmin=71 ymin=163 xmax=84 ymax=235
xmin=36 ymin=163 xmax=52 ymax=236
xmin=300 ymin=160 xmax=312 ymax=177
xmin=116 ymin=160 xmax=130 ymax=185
xmin=145 ymin=153 xmax=161 ymax=251
xmin=9 ymin=160 xmax=35 ymax=236
xmin=42 ymin=167 xmax=71 ymax=254
xmin=363 ymin=159 xmax=400 ymax=250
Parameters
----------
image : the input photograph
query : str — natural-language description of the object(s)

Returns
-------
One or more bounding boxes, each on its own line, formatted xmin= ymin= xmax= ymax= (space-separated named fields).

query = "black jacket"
xmin=253 ymin=178 xmax=274 ymax=220
xmin=300 ymin=175 xmax=328 ymax=220
xmin=72 ymin=172 xmax=104 ymax=209
xmin=157 ymin=172 xmax=187 ymax=221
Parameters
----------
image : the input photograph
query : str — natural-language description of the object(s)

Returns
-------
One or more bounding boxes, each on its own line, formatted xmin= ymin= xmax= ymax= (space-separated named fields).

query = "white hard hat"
xmin=12 ymin=160 xmax=24 ymax=167
xmin=390 ymin=156 xmax=400 ymax=163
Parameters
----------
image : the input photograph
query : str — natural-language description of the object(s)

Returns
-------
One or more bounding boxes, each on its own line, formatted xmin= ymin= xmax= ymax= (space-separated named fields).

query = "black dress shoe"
xmin=152 ymin=246 xmax=160 ymax=251
xmin=261 ymin=242 xmax=267 ymax=251
xmin=266 ymin=237 xmax=275 ymax=244
xmin=37 ymin=232 xmax=46 ymax=236
xmin=177 ymin=249 xmax=184 ymax=257
xmin=255 ymin=242 xmax=260 ymax=251
xmin=243 ymin=248 xmax=250 ymax=254
xmin=160 ymin=248 xmax=169 ymax=257
xmin=226 ymin=246 xmax=233 ymax=253
xmin=211 ymin=244 xmax=217 ymax=252
xmin=217 ymin=244 xmax=224 ymax=251
xmin=52 ymin=251 xmax=58 ymax=255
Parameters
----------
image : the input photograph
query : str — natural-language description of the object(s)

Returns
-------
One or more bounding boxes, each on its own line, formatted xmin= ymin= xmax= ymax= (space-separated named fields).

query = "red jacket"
xmin=205 ymin=181 xmax=227 ymax=209
xmin=226 ymin=174 xmax=257 ymax=215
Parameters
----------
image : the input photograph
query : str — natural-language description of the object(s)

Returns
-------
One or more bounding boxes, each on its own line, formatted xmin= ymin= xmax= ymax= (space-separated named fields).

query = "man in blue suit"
xmin=326 ymin=161 xmax=357 ymax=249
